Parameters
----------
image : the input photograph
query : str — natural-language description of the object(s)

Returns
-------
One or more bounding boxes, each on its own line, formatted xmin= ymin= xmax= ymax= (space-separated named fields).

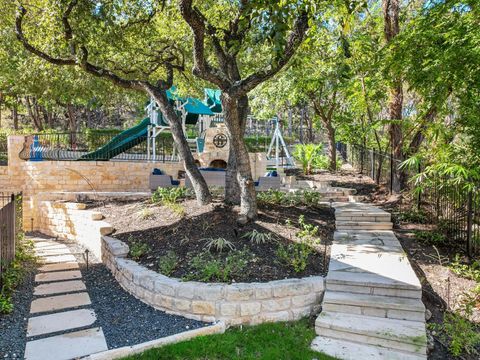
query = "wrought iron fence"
xmin=344 ymin=143 xmax=480 ymax=257
xmin=0 ymin=136 xmax=7 ymax=166
xmin=18 ymin=132 xmax=176 ymax=162
xmin=0 ymin=193 xmax=22 ymax=286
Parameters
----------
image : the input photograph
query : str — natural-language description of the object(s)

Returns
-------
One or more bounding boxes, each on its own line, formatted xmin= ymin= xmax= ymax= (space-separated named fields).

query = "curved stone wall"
xmin=102 ymin=236 xmax=325 ymax=325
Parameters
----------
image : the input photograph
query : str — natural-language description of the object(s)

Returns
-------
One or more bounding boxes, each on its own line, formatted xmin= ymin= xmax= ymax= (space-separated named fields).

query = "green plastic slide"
xmin=80 ymin=118 xmax=151 ymax=161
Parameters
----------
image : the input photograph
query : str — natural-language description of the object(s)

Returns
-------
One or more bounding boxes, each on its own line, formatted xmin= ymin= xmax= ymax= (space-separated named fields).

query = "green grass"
xmin=123 ymin=319 xmax=336 ymax=360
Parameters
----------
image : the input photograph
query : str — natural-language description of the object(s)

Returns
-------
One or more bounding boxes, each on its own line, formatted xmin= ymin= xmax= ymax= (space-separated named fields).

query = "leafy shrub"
xmin=413 ymin=230 xmax=448 ymax=246
xmin=158 ymin=251 xmax=178 ymax=276
xmin=449 ymin=254 xmax=480 ymax=282
xmin=204 ymin=237 xmax=235 ymax=253
xmin=152 ymin=187 xmax=190 ymax=205
xmin=293 ymin=144 xmax=323 ymax=175
xmin=129 ymin=241 xmax=151 ymax=260
xmin=432 ymin=312 xmax=480 ymax=356
xmin=257 ymin=189 xmax=287 ymax=206
xmin=242 ymin=229 xmax=275 ymax=245
xmin=297 ymin=215 xmax=319 ymax=241
xmin=185 ymin=248 xmax=253 ymax=282
xmin=397 ymin=210 xmax=429 ymax=224
xmin=276 ymin=242 xmax=313 ymax=273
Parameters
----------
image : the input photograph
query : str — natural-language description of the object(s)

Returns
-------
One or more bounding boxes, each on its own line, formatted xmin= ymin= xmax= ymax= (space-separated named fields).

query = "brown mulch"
xmin=93 ymin=199 xmax=335 ymax=283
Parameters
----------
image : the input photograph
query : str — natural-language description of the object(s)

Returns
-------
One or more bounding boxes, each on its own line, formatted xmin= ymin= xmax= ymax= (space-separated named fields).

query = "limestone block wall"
xmin=102 ymin=236 xmax=325 ymax=325
xmin=35 ymin=201 xmax=112 ymax=259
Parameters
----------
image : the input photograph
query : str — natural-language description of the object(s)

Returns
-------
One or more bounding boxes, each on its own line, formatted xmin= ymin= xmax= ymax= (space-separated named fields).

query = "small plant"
xmin=165 ymin=202 xmax=186 ymax=217
xmin=185 ymin=248 xmax=253 ymax=282
xmin=431 ymin=312 xmax=480 ymax=356
xmin=152 ymin=187 xmax=190 ymax=205
xmin=449 ymin=254 xmax=480 ymax=282
xmin=158 ymin=251 xmax=178 ymax=276
xmin=138 ymin=207 xmax=155 ymax=220
xmin=204 ymin=237 xmax=235 ymax=253
xmin=413 ymin=230 xmax=448 ymax=246
xmin=257 ymin=189 xmax=287 ymax=206
xmin=276 ymin=242 xmax=313 ymax=273
xmin=242 ymin=229 xmax=274 ymax=245
xmin=397 ymin=209 xmax=428 ymax=224
xmin=129 ymin=241 xmax=151 ymax=260
xmin=293 ymin=143 xmax=323 ymax=175
xmin=301 ymin=190 xmax=322 ymax=207
xmin=297 ymin=215 xmax=319 ymax=241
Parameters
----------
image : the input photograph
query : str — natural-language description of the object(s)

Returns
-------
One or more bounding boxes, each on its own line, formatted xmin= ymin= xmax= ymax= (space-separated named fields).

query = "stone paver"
xmin=30 ymin=292 xmax=91 ymax=314
xmin=38 ymin=262 xmax=79 ymax=272
xmin=24 ymin=327 xmax=108 ymax=360
xmin=35 ymin=270 xmax=82 ymax=283
xmin=40 ymin=254 xmax=77 ymax=264
xmin=34 ymin=280 xmax=86 ymax=296
xmin=27 ymin=309 xmax=97 ymax=337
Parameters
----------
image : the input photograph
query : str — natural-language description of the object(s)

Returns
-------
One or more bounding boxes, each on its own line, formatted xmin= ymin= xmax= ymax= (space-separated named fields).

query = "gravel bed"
xmin=0 ymin=263 xmax=36 ymax=359
xmin=46 ymin=234 xmax=208 ymax=349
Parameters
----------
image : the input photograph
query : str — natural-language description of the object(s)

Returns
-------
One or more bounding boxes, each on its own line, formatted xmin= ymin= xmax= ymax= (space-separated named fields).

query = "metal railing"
xmin=18 ymin=132 xmax=176 ymax=162
xmin=0 ymin=193 xmax=22 ymax=286
xmin=344 ymin=143 xmax=480 ymax=257
xmin=0 ymin=137 xmax=7 ymax=166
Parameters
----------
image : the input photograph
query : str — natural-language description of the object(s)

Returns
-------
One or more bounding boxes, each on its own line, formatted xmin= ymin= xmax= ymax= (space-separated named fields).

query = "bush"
xmin=413 ymin=230 xmax=448 ymax=246
xmin=397 ymin=209 xmax=429 ymax=224
xmin=158 ymin=251 xmax=178 ymax=276
xmin=129 ymin=241 xmax=151 ymax=260
xmin=185 ymin=248 xmax=253 ymax=282
xmin=432 ymin=312 xmax=480 ymax=356
xmin=449 ymin=254 xmax=480 ymax=282
xmin=276 ymin=242 xmax=313 ymax=273
xmin=152 ymin=187 xmax=190 ymax=205
xmin=293 ymin=144 xmax=323 ymax=175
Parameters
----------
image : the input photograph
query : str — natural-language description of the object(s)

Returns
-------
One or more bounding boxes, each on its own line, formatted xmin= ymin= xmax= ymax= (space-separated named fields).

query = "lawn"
xmin=123 ymin=319 xmax=336 ymax=360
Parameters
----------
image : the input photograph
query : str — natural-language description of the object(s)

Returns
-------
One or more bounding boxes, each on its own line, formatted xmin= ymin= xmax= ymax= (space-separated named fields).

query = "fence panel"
xmin=0 ymin=193 xmax=21 ymax=286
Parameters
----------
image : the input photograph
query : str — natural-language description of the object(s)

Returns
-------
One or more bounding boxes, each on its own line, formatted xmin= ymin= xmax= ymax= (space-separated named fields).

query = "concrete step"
xmin=326 ymin=271 xmax=422 ymax=299
xmin=315 ymin=312 xmax=427 ymax=355
xmin=311 ymin=336 xmax=427 ymax=360
xmin=335 ymin=215 xmax=391 ymax=222
xmin=335 ymin=221 xmax=393 ymax=230
xmin=323 ymin=291 xmax=425 ymax=321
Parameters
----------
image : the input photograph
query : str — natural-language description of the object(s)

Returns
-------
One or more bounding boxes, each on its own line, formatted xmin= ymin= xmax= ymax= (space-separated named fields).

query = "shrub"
xmin=293 ymin=144 xmax=323 ymax=175
xmin=397 ymin=209 xmax=429 ymax=224
xmin=185 ymin=248 xmax=253 ymax=282
xmin=413 ymin=230 xmax=448 ymax=246
xmin=276 ymin=242 xmax=313 ymax=273
xmin=297 ymin=215 xmax=319 ymax=242
xmin=432 ymin=312 xmax=480 ymax=356
xmin=449 ymin=254 xmax=480 ymax=282
xmin=204 ymin=237 xmax=235 ymax=253
xmin=151 ymin=187 xmax=190 ymax=205
xmin=158 ymin=251 xmax=178 ymax=276
xmin=129 ymin=241 xmax=151 ymax=260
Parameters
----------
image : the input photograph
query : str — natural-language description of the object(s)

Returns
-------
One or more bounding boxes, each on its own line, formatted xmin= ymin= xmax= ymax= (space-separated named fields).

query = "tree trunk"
xmin=150 ymin=89 xmax=211 ymax=206
xmin=225 ymin=94 xmax=248 ymax=205
xmin=222 ymin=93 xmax=257 ymax=220
xmin=325 ymin=121 xmax=336 ymax=171
xmin=12 ymin=102 xmax=18 ymax=130
xmin=25 ymin=96 xmax=43 ymax=131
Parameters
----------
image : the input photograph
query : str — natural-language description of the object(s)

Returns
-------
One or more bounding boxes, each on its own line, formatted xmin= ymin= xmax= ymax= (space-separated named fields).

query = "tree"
xmin=11 ymin=0 xmax=211 ymax=205
xmin=178 ymin=0 xmax=311 ymax=220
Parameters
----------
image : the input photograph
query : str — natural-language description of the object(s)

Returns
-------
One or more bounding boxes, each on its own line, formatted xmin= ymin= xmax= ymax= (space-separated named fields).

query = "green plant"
xmin=297 ymin=215 xmax=319 ymax=241
xmin=185 ymin=248 xmax=253 ymax=282
xmin=431 ymin=312 xmax=480 ymax=356
xmin=276 ymin=242 xmax=313 ymax=273
xmin=413 ymin=230 xmax=448 ymax=246
xmin=158 ymin=251 xmax=178 ymax=276
xmin=257 ymin=189 xmax=287 ymax=206
xmin=138 ymin=207 xmax=155 ymax=220
xmin=293 ymin=144 xmax=323 ymax=175
xmin=165 ymin=202 xmax=186 ymax=217
xmin=241 ymin=229 xmax=274 ymax=245
xmin=301 ymin=190 xmax=322 ymax=207
xmin=449 ymin=254 xmax=480 ymax=282
xmin=204 ymin=237 xmax=235 ymax=253
xmin=151 ymin=187 xmax=190 ymax=205
xmin=397 ymin=209 xmax=429 ymax=224
xmin=129 ymin=241 xmax=151 ymax=260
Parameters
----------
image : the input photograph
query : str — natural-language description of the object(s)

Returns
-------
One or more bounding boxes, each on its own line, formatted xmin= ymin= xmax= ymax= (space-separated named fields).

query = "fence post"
xmin=390 ymin=151 xmax=394 ymax=194
xmin=467 ymin=190 xmax=473 ymax=259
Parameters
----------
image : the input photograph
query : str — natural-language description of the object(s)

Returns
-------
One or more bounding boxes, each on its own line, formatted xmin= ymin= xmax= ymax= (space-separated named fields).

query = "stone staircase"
xmin=311 ymin=202 xmax=427 ymax=360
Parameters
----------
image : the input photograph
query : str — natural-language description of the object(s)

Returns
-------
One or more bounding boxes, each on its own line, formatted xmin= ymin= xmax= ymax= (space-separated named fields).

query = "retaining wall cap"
xmin=103 ymin=236 xmax=129 ymax=257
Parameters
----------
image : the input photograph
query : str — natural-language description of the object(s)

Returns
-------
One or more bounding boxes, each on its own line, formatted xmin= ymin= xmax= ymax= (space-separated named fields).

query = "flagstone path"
xmin=24 ymin=238 xmax=108 ymax=360
xmin=311 ymin=202 xmax=428 ymax=360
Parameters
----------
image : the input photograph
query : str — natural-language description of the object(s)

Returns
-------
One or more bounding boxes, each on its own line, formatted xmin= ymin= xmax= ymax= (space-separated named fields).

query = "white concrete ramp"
xmin=312 ymin=202 xmax=427 ymax=359
xmin=24 ymin=238 xmax=108 ymax=360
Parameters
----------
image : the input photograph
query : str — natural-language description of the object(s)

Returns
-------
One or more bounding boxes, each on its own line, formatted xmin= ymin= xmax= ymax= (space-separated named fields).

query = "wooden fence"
xmin=0 ymin=193 xmax=21 ymax=285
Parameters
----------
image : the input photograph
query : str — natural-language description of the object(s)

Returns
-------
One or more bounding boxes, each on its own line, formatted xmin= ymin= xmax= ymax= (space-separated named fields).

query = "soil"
xmin=94 ymin=199 xmax=335 ymax=283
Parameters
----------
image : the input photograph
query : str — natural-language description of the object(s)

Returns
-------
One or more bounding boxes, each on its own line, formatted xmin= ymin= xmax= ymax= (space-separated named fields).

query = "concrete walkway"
xmin=312 ymin=202 xmax=427 ymax=360
xmin=24 ymin=238 xmax=108 ymax=360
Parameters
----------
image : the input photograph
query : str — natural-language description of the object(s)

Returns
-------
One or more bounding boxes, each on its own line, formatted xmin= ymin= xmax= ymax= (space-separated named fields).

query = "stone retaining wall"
xmin=35 ymin=201 xmax=112 ymax=259
xmin=102 ymin=236 xmax=325 ymax=325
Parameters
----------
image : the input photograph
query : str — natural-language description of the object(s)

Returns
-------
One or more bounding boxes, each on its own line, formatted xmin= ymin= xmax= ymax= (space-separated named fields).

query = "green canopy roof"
xmin=204 ymin=88 xmax=222 ymax=113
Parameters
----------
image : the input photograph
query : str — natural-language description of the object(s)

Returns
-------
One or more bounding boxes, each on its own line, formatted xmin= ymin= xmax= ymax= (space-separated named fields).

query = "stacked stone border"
xmin=102 ymin=236 xmax=325 ymax=325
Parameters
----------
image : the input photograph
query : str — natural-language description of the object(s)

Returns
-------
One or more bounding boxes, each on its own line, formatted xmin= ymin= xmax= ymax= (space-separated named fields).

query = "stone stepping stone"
xmin=27 ymin=309 xmax=97 ymax=337
xmin=34 ymin=244 xmax=68 ymax=251
xmin=38 ymin=262 xmax=79 ymax=272
xmin=30 ymin=292 xmax=91 ymax=314
xmin=24 ymin=327 xmax=108 ymax=360
xmin=40 ymin=254 xmax=77 ymax=264
xmin=35 ymin=248 xmax=71 ymax=256
xmin=34 ymin=280 xmax=86 ymax=296
xmin=35 ymin=270 xmax=82 ymax=283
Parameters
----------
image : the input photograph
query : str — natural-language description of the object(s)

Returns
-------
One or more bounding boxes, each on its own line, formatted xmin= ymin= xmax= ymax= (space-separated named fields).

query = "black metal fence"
xmin=0 ymin=136 xmax=7 ymax=166
xmin=345 ymin=144 xmax=480 ymax=257
xmin=0 ymin=193 xmax=22 ymax=286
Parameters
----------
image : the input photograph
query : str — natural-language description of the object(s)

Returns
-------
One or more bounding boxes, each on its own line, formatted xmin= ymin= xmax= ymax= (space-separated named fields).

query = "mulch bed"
xmin=94 ymin=199 xmax=335 ymax=283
